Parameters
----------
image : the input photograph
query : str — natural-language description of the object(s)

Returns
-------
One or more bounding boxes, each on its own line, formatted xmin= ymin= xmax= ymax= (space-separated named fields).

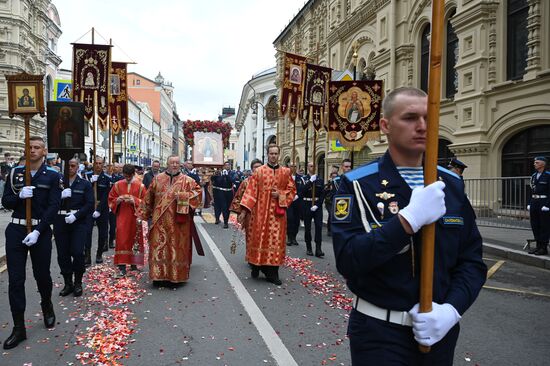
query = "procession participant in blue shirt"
xmin=108 ymin=162 xmax=124 ymax=249
xmin=332 ymin=87 xmax=487 ymax=365
xmin=1 ymin=136 xmax=61 ymax=349
xmin=54 ymin=158 xmax=94 ymax=298
xmin=301 ymin=161 xmax=326 ymax=257
xmin=286 ymin=163 xmax=305 ymax=246
xmin=527 ymin=156 xmax=550 ymax=255
xmin=211 ymin=161 xmax=236 ymax=228
xmin=84 ymin=156 xmax=111 ymax=264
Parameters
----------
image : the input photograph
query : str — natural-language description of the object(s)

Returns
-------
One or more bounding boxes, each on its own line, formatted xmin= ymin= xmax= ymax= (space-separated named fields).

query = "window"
xmin=446 ymin=13 xmax=458 ymax=98
xmin=420 ymin=25 xmax=430 ymax=93
xmin=507 ymin=0 xmax=529 ymax=80
xmin=437 ymin=139 xmax=455 ymax=167
xmin=136 ymin=79 xmax=141 ymax=85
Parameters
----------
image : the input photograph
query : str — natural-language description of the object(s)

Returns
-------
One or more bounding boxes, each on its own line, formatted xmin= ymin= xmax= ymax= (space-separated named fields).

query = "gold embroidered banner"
xmin=109 ymin=62 xmax=128 ymax=134
xmin=279 ymin=52 xmax=306 ymax=123
xmin=327 ymin=80 xmax=383 ymax=149
xmin=72 ymin=43 xmax=111 ymax=130
xmin=301 ymin=63 xmax=332 ymax=130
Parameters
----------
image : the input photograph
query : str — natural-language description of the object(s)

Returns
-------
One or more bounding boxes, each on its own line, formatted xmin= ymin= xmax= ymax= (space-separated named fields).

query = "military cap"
xmin=448 ymin=158 xmax=467 ymax=170
xmin=534 ymin=156 xmax=547 ymax=163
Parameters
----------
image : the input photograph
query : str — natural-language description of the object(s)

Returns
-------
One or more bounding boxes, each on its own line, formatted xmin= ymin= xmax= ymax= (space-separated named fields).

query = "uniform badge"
xmin=388 ymin=201 xmax=399 ymax=214
xmin=381 ymin=179 xmax=389 ymax=187
xmin=333 ymin=195 xmax=353 ymax=223
xmin=375 ymin=191 xmax=395 ymax=201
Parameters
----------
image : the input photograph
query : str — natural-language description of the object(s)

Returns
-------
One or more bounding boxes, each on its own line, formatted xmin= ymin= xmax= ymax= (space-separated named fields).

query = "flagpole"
xmin=418 ymin=0 xmax=445 ymax=354
xmin=91 ymin=27 xmax=98 ymax=208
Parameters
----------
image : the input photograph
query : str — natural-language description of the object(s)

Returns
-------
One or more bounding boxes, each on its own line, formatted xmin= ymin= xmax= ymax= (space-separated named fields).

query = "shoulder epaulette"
xmin=46 ymin=167 xmax=58 ymax=173
xmin=345 ymin=161 xmax=378 ymax=181
xmin=14 ymin=165 xmax=24 ymax=170
xmin=104 ymin=174 xmax=112 ymax=178
xmin=437 ymin=165 xmax=461 ymax=180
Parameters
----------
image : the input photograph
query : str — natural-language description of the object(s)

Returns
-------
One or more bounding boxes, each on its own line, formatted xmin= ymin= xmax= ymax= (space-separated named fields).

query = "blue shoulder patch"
xmin=14 ymin=165 xmax=24 ymax=170
xmin=104 ymin=174 xmax=112 ymax=178
xmin=345 ymin=162 xmax=378 ymax=181
xmin=46 ymin=167 xmax=58 ymax=173
xmin=437 ymin=166 xmax=460 ymax=180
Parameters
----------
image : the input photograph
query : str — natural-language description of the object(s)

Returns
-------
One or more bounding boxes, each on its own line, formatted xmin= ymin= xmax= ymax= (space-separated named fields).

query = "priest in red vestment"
xmin=108 ymin=164 xmax=147 ymax=277
xmin=240 ymin=145 xmax=296 ymax=285
xmin=140 ymin=155 xmax=202 ymax=285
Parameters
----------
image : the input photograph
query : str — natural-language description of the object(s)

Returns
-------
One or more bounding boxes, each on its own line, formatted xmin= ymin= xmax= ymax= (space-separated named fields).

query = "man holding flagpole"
xmin=332 ymin=87 xmax=486 ymax=364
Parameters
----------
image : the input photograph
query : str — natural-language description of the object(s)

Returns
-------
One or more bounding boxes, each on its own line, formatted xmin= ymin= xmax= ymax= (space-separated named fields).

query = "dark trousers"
xmin=213 ymin=189 xmax=232 ymax=224
xmin=5 ymin=223 xmax=53 ymax=315
xmin=53 ymin=216 xmax=86 ymax=275
xmin=109 ymin=211 xmax=116 ymax=244
xmin=303 ymin=200 xmax=323 ymax=244
xmin=86 ymin=211 xmax=109 ymax=253
xmin=348 ymin=309 xmax=459 ymax=365
xmin=287 ymin=200 xmax=302 ymax=239
xmin=530 ymin=201 xmax=550 ymax=249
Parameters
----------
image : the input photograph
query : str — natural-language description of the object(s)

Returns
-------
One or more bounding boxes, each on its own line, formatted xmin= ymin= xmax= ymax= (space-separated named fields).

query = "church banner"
xmin=301 ymin=63 xmax=332 ymax=130
xmin=109 ymin=62 xmax=128 ymax=134
xmin=279 ymin=52 xmax=306 ymax=123
xmin=327 ymin=80 xmax=383 ymax=149
xmin=72 ymin=43 xmax=111 ymax=130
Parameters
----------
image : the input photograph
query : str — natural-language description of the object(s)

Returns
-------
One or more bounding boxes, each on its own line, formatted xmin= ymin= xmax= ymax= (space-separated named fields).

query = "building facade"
xmin=235 ymin=67 xmax=278 ymax=170
xmin=273 ymin=0 xmax=550 ymax=179
xmin=121 ymin=98 xmax=160 ymax=167
xmin=0 ymin=0 xmax=62 ymax=157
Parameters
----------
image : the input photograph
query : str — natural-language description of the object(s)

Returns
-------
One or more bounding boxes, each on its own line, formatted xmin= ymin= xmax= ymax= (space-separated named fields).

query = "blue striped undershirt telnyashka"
xmin=397 ymin=166 xmax=424 ymax=190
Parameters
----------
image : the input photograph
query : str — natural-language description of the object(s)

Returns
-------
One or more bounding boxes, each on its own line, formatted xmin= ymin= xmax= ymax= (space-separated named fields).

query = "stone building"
xmin=273 ymin=0 xmax=550 ymax=180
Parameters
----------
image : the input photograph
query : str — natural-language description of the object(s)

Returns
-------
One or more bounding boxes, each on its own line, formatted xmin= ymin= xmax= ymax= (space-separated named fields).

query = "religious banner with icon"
xmin=6 ymin=72 xmax=45 ymax=117
xmin=327 ymin=80 xmax=383 ymax=149
xmin=46 ymin=101 xmax=85 ymax=155
xmin=301 ymin=63 xmax=332 ymax=130
xmin=109 ymin=61 xmax=128 ymax=134
xmin=72 ymin=43 xmax=111 ymax=129
xmin=279 ymin=52 xmax=306 ymax=123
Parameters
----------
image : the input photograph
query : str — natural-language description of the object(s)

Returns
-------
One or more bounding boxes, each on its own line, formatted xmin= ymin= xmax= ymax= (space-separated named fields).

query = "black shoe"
xmin=85 ymin=249 xmax=92 ymax=267
xmin=3 ymin=313 xmax=26 ymax=350
xmin=215 ymin=220 xmax=220 ymax=225
xmin=73 ymin=272 xmax=84 ymax=297
xmin=95 ymin=255 xmax=103 ymax=264
xmin=152 ymin=280 xmax=164 ymax=287
xmin=223 ymin=223 xmax=229 ymax=229
xmin=306 ymin=243 xmax=313 ymax=256
xmin=41 ymin=300 xmax=56 ymax=329
xmin=315 ymin=244 xmax=325 ymax=258
xmin=534 ymin=249 xmax=549 ymax=256
xmin=251 ymin=267 xmax=260 ymax=279
xmin=266 ymin=277 xmax=282 ymax=286
xmin=59 ymin=274 xmax=74 ymax=297
xmin=108 ymin=241 xmax=115 ymax=249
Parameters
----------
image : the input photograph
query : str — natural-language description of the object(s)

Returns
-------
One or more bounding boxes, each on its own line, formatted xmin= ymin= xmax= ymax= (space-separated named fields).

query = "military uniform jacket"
xmin=529 ymin=171 xmax=550 ymax=206
xmin=301 ymin=174 xmax=326 ymax=206
xmin=62 ymin=175 xmax=94 ymax=221
xmin=292 ymin=174 xmax=306 ymax=200
xmin=2 ymin=164 xmax=61 ymax=233
xmin=325 ymin=175 xmax=341 ymax=206
xmin=85 ymin=171 xmax=111 ymax=213
xmin=331 ymin=151 xmax=487 ymax=315
xmin=211 ymin=171 xmax=234 ymax=190
xmin=111 ymin=174 xmax=124 ymax=185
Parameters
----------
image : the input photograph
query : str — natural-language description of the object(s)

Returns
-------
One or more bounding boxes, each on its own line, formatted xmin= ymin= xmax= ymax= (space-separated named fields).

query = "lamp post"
xmin=252 ymin=100 xmax=266 ymax=163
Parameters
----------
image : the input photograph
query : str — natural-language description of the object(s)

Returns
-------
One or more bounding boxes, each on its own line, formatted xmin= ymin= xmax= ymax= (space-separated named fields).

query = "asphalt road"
xmin=0 ymin=217 xmax=549 ymax=365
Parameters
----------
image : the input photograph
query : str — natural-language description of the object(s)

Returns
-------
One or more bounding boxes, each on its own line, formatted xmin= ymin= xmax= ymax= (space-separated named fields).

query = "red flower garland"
xmin=183 ymin=120 xmax=232 ymax=148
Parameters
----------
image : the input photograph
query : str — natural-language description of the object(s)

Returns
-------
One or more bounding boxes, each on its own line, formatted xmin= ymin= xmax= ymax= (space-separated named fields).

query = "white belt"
xmin=532 ymin=195 xmax=548 ymax=199
xmin=11 ymin=218 xmax=40 ymax=226
xmin=303 ymin=197 xmax=319 ymax=201
xmin=353 ymin=296 xmax=412 ymax=327
xmin=213 ymin=186 xmax=232 ymax=191
xmin=58 ymin=209 xmax=78 ymax=215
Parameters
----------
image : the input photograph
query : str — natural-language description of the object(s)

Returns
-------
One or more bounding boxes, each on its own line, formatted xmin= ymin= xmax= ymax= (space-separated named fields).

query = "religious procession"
xmin=1 ymin=0 xmax=550 ymax=365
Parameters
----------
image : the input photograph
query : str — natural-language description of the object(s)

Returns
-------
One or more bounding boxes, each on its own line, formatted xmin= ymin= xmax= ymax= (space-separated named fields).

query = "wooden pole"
xmin=418 ymin=0 xmax=445 ymax=354
xmin=310 ymin=106 xmax=317 ymax=201
xmin=24 ymin=116 xmax=32 ymax=233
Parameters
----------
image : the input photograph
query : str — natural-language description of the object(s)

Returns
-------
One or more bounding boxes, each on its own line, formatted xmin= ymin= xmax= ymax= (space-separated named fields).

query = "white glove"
xmin=92 ymin=211 xmax=101 ymax=219
xmin=293 ymin=195 xmax=299 ymax=201
xmin=311 ymin=205 xmax=318 ymax=212
xmin=409 ymin=302 xmax=461 ymax=347
xmin=22 ymin=229 xmax=40 ymax=246
xmin=65 ymin=214 xmax=77 ymax=224
xmin=19 ymin=186 xmax=35 ymax=199
xmin=90 ymin=175 xmax=99 ymax=183
xmin=542 ymin=206 xmax=550 ymax=212
xmin=310 ymin=174 xmax=317 ymax=182
xmin=399 ymin=181 xmax=446 ymax=233
xmin=527 ymin=205 xmax=530 ymax=211
xmin=61 ymin=188 xmax=72 ymax=199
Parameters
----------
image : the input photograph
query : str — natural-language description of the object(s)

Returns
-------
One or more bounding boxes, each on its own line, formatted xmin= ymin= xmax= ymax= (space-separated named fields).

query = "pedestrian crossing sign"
xmin=54 ymin=79 xmax=72 ymax=101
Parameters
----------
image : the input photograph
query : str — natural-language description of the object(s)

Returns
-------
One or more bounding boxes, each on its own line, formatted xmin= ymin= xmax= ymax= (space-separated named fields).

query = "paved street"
xmin=0 ymin=211 xmax=549 ymax=365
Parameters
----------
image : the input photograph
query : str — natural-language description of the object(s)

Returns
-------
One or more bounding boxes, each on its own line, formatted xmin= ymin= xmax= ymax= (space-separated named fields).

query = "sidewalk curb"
xmin=483 ymin=242 xmax=550 ymax=270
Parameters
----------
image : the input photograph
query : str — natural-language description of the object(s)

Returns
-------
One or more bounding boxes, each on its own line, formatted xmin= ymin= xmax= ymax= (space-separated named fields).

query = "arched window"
xmin=45 ymin=75 xmax=52 ymax=102
xmin=316 ymin=153 xmax=325 ymax=179
xmin=437 ymin=138 xmax=455 ymax=167
xmin=507 ymin=0 xmax=529 ymax=80
xmin=420 ymin=25 xmax=431 ymax=93
xmin=446 ymin=12 xmax=458 ymax=99
xmin=502 ymin=126 xmax=550 ymax=177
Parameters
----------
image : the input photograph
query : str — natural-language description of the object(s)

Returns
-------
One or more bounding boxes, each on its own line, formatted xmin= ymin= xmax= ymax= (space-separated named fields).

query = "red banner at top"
xmin=279 ymin=52 xmax=306 ymax=123
xmin=72 ymin=43 xmax=111 ymax=130
xmin=109 ymin=62 xmax=128 ymax=134
xmin=301 ymin=63 xmax=332 ymax=130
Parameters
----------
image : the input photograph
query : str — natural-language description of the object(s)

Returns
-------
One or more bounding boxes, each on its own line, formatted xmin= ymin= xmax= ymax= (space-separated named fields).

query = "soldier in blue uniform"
xmin=84 ymin=157 xmax=111 ymax=264
xmin=286 ymin=163 xmax=305 ymax=246
xmin=211 ymin=161 xmax=235 ymax=228
xmin=1 ymin=136 xmax=61 ymax=349
xmin=331 ymin=87 xmax=487 ymax=365
xmin=448 ymin=158 xmax=467 ymax=179
xmin=54 ymin=158 xmax=94 ymax=297
xmin=301 ymin=161 xmax=326 ymax=257
xmin=183 ymin=159 xmax=200 ymax=184
xmin=528 ymin=156 xmax=550 ymax=255
xmin=109 ymin=162 xmax=123 ymax=249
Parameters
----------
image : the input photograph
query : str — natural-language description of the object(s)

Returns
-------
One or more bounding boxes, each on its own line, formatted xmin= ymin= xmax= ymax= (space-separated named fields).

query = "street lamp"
xmin=251 ymin=101 xmax=266 ymax=163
